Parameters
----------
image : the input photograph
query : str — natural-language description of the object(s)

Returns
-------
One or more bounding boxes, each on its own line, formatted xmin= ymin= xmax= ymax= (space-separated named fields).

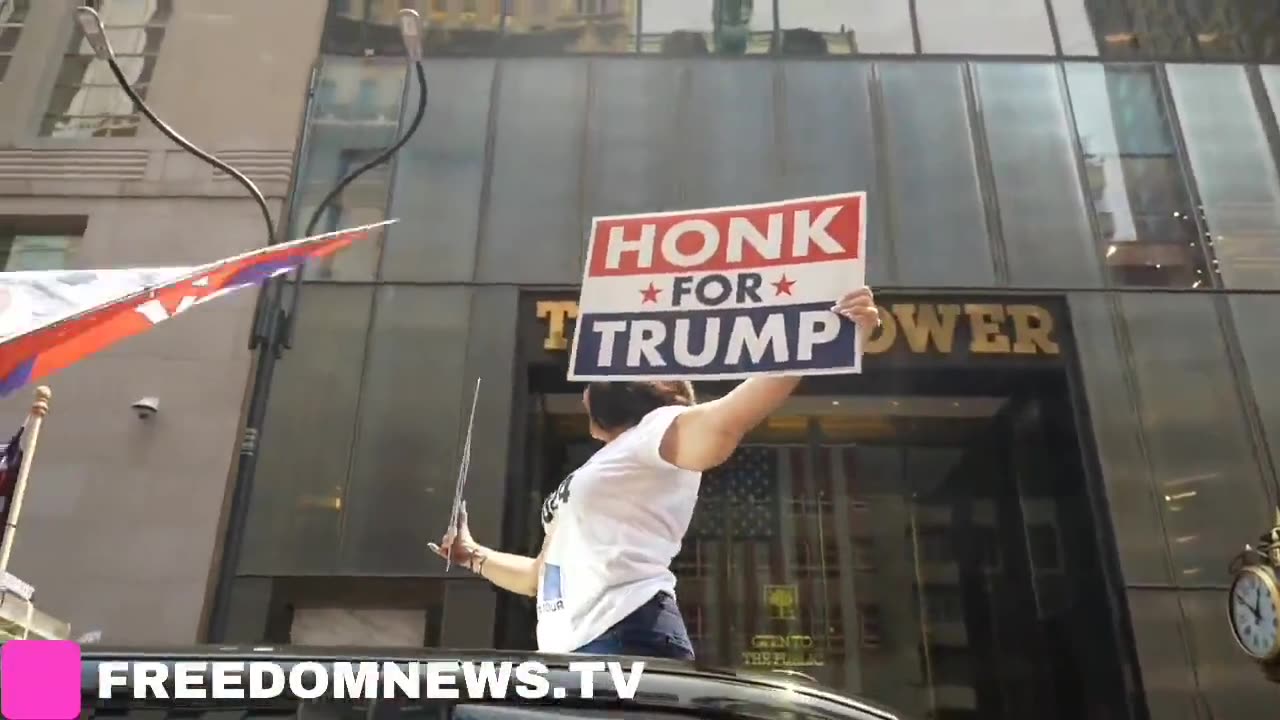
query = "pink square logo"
xmin=2 ymin=640 xmax=82 ymax=720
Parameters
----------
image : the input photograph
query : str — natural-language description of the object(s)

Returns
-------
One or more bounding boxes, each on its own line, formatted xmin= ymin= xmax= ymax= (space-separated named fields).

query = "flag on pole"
xmin=0 ymin=220 xmax=393 ymax=396
xmin=0 ymin=424 xmax=24 ymax=535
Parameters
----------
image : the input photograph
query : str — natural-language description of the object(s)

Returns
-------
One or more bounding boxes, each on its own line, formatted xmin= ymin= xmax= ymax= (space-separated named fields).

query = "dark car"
xmin=82 ymin=646 xmax=907 ymax=720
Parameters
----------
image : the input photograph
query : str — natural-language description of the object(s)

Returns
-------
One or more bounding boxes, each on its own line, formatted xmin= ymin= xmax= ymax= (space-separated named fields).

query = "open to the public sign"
xmin=567 ymin=193 xmax=867 ymax=381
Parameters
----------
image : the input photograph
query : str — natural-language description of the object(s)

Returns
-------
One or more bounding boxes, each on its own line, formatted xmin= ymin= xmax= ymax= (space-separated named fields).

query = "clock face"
xmin=1230 ymin=568 xmax=1280 ymax=659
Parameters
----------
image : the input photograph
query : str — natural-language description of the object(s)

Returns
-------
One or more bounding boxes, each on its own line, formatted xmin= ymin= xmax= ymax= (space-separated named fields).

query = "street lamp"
xmin=282 ymin=8 xmax=430 ymax=347
xmin=71 ymin=6 xmax=432 ymax=641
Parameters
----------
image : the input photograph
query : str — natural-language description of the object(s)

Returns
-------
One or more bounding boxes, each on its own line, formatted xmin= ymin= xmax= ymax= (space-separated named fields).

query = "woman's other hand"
xmin=833 ymin=286 xmax=880 ymax=340
xmin=429 ymin=502 xmax=482 ymax=570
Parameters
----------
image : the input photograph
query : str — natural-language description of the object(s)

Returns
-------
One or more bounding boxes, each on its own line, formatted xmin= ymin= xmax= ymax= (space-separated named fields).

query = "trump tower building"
xmin=206 ymin=2 xmax=1280 ymax=719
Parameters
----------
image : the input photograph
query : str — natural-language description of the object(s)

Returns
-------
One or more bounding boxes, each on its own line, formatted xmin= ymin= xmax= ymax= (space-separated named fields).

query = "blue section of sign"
xmin=571 ymin=301 xmax=858 ymax=378
xmin=541 ymin=564 xmax=563 ymax=602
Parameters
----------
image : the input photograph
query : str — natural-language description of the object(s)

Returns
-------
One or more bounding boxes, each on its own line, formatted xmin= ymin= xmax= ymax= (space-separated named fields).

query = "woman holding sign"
xmin=430 ymin=286 xmax=880 ymax=660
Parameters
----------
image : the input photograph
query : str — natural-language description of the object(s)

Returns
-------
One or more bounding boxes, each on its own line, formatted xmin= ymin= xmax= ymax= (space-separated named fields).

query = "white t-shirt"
xmin=535 ymin=404 xmax=702 ymax=653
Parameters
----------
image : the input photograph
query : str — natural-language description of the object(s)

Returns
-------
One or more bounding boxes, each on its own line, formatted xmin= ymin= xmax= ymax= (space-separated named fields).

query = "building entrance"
xmin=503 ymin=294 xmax=1140 ymax=719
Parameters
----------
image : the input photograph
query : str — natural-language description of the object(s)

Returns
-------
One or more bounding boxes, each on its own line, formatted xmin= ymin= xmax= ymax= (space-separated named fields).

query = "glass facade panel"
xmin=340 ymin=283 xmax=476 ymax=568
xmin=242 ymin=285 xmax=374 ymax=575
xmin=639 ymin=0 xmax=774 ymax=55
xmin=1068 ymin=293 xmax=1170 ymax=585
xmin=775 ymin=0 xmax=914 ymax=55
xmin=1167 ymin=64 xmax=1280 ymax=290
xmin=381 ymin=59 xmax=495 ymax=282
xmin=1123 ymin=589 xmax=1199 ymax=720
xmin=975 ymin=63 xmax=1100 ymax=287
xmin=878 ymin=62 xmax=993 ymax=286
xmin=1120 ymin=293 xmax=1271 ymax=586
xmin=295 ymin=57 xmax=404 ymax=281
xmin=339 ymin=285 xmax=473 ymax=574
xmin=1063 ymin=63 xmax=1210 ymax=288
xmin=774 ymin=62 xmax=883 ymax=280
xmin=477 ymin=59 xmax=587 ymax=284
xmin=1227 ymin=295 xmax=1280 ymax=490
xmin=678 ymin=60 xmax=776 ymax=208
xmin=915 ymin=0 xmax=1055 ymax=55
xmin=583 ymin=59 xmax=682 ymax=219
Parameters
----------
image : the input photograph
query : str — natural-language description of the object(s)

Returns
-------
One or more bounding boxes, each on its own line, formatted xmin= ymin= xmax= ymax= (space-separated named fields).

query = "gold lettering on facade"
xmin=861 ymin=305 xmax=896 ymax=354
xmin=764 ymin=584 xmax=799 ymax=620
xmin=892 ymin=303 xmax=961 ymax=353
xmin=964 ymin=304 xmax=1011 ymax=354
xmin=535 ymin=300 xmax=578 ymax=351
xmin=536 ymin=301 xmax=1059 ymax=356
xmin=1007 ymin=304 xmax=1060 ymax=355
xmin=743 ymin=635 xmax=825 ymax=667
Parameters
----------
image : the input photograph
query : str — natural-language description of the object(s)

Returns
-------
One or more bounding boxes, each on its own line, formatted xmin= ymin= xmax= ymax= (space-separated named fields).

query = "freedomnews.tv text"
xmin=98 ymin=660 xmax=645 ymax=701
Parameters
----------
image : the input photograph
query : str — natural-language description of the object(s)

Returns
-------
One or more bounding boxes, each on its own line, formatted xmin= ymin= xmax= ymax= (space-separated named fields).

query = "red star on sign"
xmin=772 ymin=274 xmax=796 ymax=296
xmin=640 ymin=282 xmax=662 ymax=304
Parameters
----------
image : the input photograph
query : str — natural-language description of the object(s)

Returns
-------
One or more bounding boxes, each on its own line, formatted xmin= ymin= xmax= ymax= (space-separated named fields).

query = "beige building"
xmin=0 ymin=0 xmax=326 ymax=643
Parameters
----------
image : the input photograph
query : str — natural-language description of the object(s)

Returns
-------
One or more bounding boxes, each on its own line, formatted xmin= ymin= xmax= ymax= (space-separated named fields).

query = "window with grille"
xmin=42 ymin=0 xmax=173 ymax=138
xmin=0 ymin=0 xmax=29 ymax=83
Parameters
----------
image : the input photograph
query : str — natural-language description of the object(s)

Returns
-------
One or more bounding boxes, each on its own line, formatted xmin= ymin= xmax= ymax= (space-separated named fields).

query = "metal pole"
xmin=0 ymin=386 xmax=52 ymax=577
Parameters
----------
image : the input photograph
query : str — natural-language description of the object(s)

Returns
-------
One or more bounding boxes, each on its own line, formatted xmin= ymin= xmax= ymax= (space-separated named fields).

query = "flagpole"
xmin=0 ymin=385 xmax=51 ymax=577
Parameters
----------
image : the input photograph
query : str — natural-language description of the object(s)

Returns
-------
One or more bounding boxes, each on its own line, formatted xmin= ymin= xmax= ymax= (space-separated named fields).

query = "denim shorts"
xmin=573 ymin=591 xmax=695 ymax=661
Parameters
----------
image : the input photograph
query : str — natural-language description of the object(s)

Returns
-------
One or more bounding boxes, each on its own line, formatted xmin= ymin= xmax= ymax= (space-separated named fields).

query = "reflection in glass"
xmin=1167 ymin=64 xmax=1280 ymax=290
xmin=292 ymin=57 xmax=404 ymax=281
xmin=42 ymin=0 xmax=172 ymax=138
xmin=640 ymin=0 xmax=774 ymax=55
xmin=1121 ymin=293 xmax=1273 ymax=586
xmin=877 ymin=63 xmax=993 ymax=286
xmin=0 ymin=0 xmax=30 ymax=83
xmin=1080 ymin=0 xmax=1280 ymax=62
xmin=775 ymin=0 xmax=913 ymax=54
xmin=1063 ymin=64 xmax=1210 ymax=287
xmin=501 ymin=0 xmax=639 ymax=54
xmin=536 ymin=386 xmax=1127 ymax=717
xmin=0 ymin=235 xmax=72 ymax=271
xmin=915 ymin=0 xmax=1054 ymax=55
xmin=976 ymin=64 xmax=1100 ymax=287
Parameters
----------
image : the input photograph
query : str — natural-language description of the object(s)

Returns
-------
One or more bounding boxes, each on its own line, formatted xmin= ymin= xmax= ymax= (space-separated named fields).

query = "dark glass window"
xmin=639 ymin=0 xmax=773 ymax=55
xmin=915 ymin=0 xmax=1055 ymax=54
xmin=0 ymin=0 xmax=29 ymax=83
xmin=42 ymin=0 xmax=172 ymax=137
xmin=1063 ymin=64 xmax=1210 ymax=287
xmin=775 ymin=1 xmax=913 ymax=54
xmin=1078 ymin=0 xmax=1280 ymax=61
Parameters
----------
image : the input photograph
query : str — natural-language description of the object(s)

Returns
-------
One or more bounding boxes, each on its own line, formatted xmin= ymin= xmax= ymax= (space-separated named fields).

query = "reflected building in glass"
xmin=213 ymin=2 xmax=1280 ymax=720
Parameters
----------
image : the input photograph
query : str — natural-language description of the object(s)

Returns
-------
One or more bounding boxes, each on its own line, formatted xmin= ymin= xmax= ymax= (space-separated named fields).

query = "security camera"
xmin=131 ymin=396 xmax=159 ymax=419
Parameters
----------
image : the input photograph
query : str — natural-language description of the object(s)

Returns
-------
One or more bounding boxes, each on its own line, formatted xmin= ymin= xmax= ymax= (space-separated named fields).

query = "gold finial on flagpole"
xmin=0 ymin=386 xmax=53 ymax=577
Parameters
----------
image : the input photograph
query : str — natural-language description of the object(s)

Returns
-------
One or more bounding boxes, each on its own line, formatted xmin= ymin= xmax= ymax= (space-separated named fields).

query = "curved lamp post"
xmin=72 ymin=5 xmax=431 ymax=640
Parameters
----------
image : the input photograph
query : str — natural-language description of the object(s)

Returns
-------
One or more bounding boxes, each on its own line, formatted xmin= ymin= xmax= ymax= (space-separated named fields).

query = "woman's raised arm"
xmin=658 ymin=287 xmax=880 ymax=472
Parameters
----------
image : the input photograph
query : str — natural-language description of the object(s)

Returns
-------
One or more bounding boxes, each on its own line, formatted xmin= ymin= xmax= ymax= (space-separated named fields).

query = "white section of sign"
xmin=575 ymin=261 xmax=850 ymax=314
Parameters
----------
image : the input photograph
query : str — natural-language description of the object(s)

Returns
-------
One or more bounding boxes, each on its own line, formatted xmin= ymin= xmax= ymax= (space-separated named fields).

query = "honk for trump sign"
xmin=567 ymin=193 xmax=867 ymax=381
